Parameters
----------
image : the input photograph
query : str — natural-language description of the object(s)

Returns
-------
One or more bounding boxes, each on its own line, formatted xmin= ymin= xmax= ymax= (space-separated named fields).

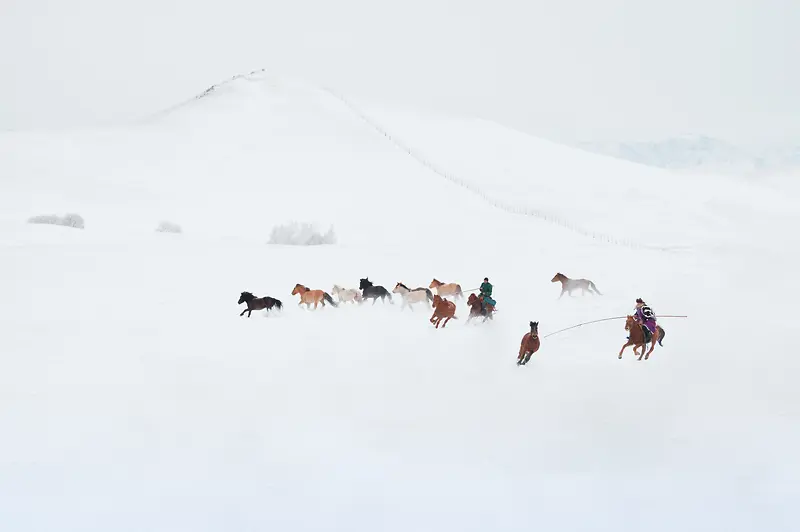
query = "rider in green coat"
xmin=479 ymin=277 xmax=496 ymax=312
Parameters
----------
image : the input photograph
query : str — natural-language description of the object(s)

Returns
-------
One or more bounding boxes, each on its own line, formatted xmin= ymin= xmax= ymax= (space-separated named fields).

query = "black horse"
xmin=359 ymin=278 xmax=393 ymax=305
xmin=238 ymin=291 xmax=283 ymax=317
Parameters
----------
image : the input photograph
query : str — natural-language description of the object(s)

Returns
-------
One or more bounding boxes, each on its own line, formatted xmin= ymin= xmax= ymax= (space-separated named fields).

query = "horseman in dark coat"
xmin=479 ymin=277 xmax=496 ymax=313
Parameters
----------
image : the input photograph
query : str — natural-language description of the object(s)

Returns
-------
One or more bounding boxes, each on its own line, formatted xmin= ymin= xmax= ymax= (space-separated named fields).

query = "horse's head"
xmin=529 ymin=321 xmax=539 ymax=338
xmin=432 ymin=294 xmax=442 ymax=308
xmin=429 ymin=278 xmax=441 ymax=288
xmin=392 ymin=282 xmax=406 ymax=293
xmin=359 ymin=278 xmax=372 ymax=290
xmin=624 ymin=315 xmax=635 ymax=330
xmin=291 ymin=284 xmax=306 ymax=295
xmin=551 ymin=273 xmax=563 ymax=282
xmin=467 ymin=293 xmax=478 ymax=305
xmin=238 ymin=291 xmax=254 ymax=304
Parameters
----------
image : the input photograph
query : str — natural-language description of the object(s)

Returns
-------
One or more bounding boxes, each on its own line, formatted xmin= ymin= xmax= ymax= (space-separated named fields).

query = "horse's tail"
xmin=657 ymin=326 xmax=665 ymax=346
xmin=589 ymin=281 xmax=602 ymax=295
xmin=384 ymin=288 xmax=394 ymax=303
xmin=323 ymin=292 xmax=338 ymax=307
xmin=273 ymin=298 xmax=283 ymax=310
xmin=455 ymin=284 xmax=463 ymax=298
xmin=425 ymin=288 xmax=433 ymax=302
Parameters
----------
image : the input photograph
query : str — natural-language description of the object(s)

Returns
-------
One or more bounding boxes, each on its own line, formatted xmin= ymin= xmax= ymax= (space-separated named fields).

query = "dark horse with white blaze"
xmin=238 ymin=291 xmax=283 ymax=317
xmin=359 ymin=278 xmax=393 ymax=305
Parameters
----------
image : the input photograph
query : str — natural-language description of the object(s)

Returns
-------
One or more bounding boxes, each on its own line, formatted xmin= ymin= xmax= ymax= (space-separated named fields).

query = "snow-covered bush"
xmin=27 ymin=213 xmax=85 ymax=229
xmin=156 ymin=220 xmax=182 ymax=234
xmin=268 ymin=222 xmax=336 ymax=246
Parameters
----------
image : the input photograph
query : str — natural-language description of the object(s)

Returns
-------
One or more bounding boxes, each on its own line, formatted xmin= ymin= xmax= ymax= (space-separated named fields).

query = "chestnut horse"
xmin=292 ymin=283 xmax=338 ymax=310
xmin=466 ymin=293 xmax=494 ymax=323
xmin=429 ymin=278 xmax=463 ymax=299
xmin=619 ymin=315 xmax=665 ymax=360
xmin=517 ymin=321 xmax=540 ymax=365
xmin=551 ymin=273 xmax=602 ymax=298
xmin=429 ymin=294 xmax=457 ymax=328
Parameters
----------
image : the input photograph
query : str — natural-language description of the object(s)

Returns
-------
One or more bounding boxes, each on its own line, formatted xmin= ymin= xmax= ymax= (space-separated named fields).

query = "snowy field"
xmin=1 ymin=71 xmax=798 ymax=531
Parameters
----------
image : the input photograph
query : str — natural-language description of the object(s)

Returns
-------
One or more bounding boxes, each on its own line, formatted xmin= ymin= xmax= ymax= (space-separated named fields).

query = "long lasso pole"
xmin=542 ymin=315 xmax=688 ymax=339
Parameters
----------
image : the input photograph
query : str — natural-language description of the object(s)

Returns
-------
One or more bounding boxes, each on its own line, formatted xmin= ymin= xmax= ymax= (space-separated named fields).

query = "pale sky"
xmin=1 ymin=0 xmax=798 ymax=144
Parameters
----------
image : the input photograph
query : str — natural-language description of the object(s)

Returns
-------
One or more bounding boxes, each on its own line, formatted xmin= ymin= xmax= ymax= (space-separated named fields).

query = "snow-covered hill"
xmin=573 ymin=135 xmax=800 ymax=176
xmin=1 ymin=70 xmax=798 ymax=532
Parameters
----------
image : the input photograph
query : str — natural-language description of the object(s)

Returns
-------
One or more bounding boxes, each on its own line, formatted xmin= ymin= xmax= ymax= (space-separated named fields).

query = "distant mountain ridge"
xmin=571 ymin=135 xmax=800 ymax=176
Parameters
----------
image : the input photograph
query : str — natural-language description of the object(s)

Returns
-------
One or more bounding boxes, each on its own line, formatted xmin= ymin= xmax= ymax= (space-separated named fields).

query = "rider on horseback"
xmin=479 ymin=277 xmax=496 ymax=313
xmin=633 ymin=298 xmax=657 ymax=343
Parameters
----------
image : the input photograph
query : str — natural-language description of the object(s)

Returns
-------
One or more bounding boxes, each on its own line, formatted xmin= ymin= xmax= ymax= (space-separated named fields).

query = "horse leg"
xmin=619 ymin=342 xmax=632 ymax=359
xmin=559 ymin=287 xmax=566 ymax=299
xmin=240 ymin=308 xmax=247 ymax=316
xmin=441 ymin=316 xmax=451 ymax=328
xmin=645 ymin=336 xmax=657 ymax=359
xmin=247 ymin=309 xmax=253 ymax=317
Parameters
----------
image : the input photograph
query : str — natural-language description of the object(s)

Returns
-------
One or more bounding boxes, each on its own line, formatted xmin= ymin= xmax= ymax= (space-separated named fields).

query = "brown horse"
xmin=551 ymin=273 xmax=602 ymax=298
xmin=429 ymin=294 xmax=457 ymax=328
xmin=619 ymin=315 xmax=665 ymax=360
xmin=518 ymin=321 xmax=540 ymax=365
xmin=429 ymin=278 xmax=463 ymax=299
xmin=466 ymin=293 xmax=494 ymax=323
xmin=291 ymin=283 xmax=338 ymax=310
xmin=238 ymin=291 xmax=283 ymax=317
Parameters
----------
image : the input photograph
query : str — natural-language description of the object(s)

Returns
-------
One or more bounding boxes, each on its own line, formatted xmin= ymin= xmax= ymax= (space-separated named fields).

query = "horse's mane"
xmin=397 ymin=282 xmax=410 ymax=290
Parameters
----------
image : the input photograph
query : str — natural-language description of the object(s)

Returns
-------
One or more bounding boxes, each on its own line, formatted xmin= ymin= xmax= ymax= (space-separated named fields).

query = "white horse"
xmin=392 ymin=282 xmax=434 ymax=311
xmin=332 ymin=284 xmax=362 ymax=304
xmin=551 ymin=273 xmax=602 ymax=298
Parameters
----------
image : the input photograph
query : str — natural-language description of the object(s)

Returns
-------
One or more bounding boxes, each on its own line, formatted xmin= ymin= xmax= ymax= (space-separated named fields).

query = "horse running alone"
xmin=392 ymin=282 xmax=433 ymax=311
xmin=291 ymin=283 xmax=338 ymax=310
xmin=238 ymin=291 xmax=283 ymax=317
xmin=429 ymin=294 xmax=457 ymax=328
xmin=332 ymin=284 xmax=362 ymax=304
xmin=551 ymin=273 xmax=602 ymax=298
xmin=619 ymin=315 xmax=666 ymax=360
xmin=429 ymin=278 xmax=463 ymax=299
xmin=517 ymin=321 xmax=540 ymax=365
xmin=359 ymin=278 xmax=393 ymax=305
xmin=466 ymin=293 xmax=494 ymax=323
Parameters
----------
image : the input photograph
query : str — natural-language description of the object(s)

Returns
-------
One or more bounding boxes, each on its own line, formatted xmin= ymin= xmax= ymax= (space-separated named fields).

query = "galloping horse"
xmin=429 ymin=295 xmax=457 ymax=328
xmin=429 ymin=278 xmax=463 ymax=299
xmin=517 ymin=321 xmax=540 ymax=365
xmin=619 ymin=315 xmax=665 ymax=360
xmin=292 ymin=283 xmax=338 ymax=310
xmin=551 ymin=273 xmax=602 ymax=298
xmin=359 ymin=278 xmax=393 ymax=305
xmin=392 ymin=282 xmax=433 ymax=311
xmin=466 ymin=293 xmax=494 ymax=323
xmin=238 ymin=291 xmax=283 ymax=317
xmin=332 ymin=284 xmax=362 ymax=304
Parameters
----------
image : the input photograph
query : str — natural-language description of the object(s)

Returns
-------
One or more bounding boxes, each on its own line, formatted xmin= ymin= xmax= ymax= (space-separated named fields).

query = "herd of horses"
xmin=238 ymin=273 xmax=663 ymax=365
